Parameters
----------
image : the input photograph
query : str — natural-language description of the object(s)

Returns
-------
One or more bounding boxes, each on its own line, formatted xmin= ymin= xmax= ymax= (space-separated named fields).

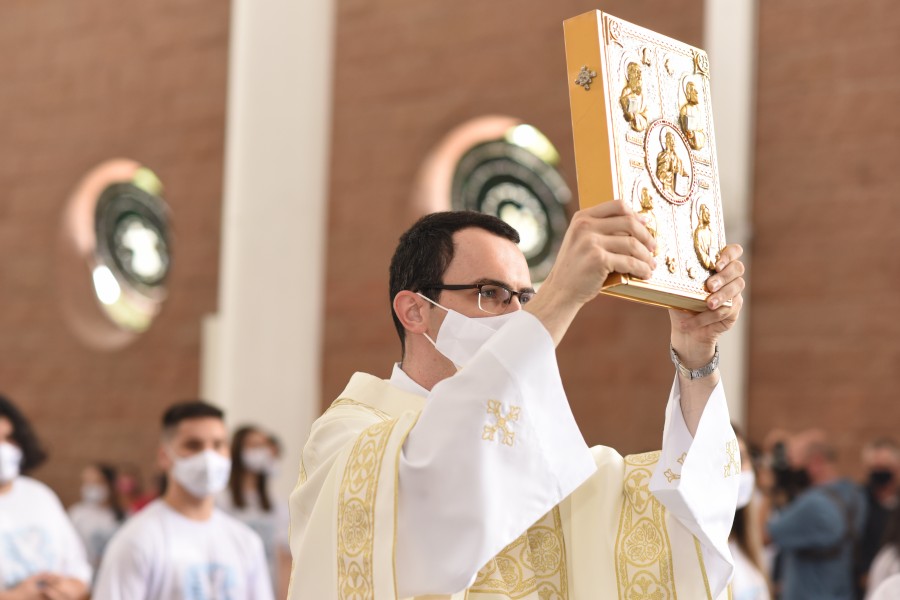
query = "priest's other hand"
xmin=668 ymin=243 xmax=745 ymax=367
xmin=525 ymin=200 xmax=656 ymax=345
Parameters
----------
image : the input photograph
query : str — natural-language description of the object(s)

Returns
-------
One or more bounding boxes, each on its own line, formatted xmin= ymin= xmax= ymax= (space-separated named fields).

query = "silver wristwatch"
xmin=669 ymin=344 xmax=719 ymax=380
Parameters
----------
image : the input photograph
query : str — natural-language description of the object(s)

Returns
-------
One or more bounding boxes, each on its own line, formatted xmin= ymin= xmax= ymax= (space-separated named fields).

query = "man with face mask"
xmin=93 ymin=401 xmax=274 ymax=600
xmin=0 ymin=395 xmax=91 ymax=600
xmin=289 ymin=204 xmax=747 ymax=599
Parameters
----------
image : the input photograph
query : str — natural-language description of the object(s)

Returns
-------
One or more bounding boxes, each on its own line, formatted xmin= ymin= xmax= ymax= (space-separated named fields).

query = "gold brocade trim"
xmin=337 ymin=419 xmax=398 ymax=600
xmin=330 ymin=398 xmax=392 ymax=422
xmin=468 ymin=507 xmax=569 ymax=599
xmin=298 ymin=457 xmax=308 ymax=485
xmin=615 ymin=450 xmax=677 ymax=600
xmin=693 ymin=537 xmax=712 ymax=600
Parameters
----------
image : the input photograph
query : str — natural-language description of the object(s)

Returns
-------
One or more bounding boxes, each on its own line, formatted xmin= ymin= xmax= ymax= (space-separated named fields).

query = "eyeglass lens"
xmin=476 ymin=285 xmax=533 ymax=315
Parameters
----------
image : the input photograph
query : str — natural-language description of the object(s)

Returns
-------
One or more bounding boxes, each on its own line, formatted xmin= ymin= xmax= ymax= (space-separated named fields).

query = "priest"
xmin=288 ymin=200 xmax=746 ymax=599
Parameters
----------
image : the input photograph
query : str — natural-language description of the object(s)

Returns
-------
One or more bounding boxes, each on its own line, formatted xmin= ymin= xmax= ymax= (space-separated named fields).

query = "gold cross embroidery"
xmin=664 ymin=468 xmax=681 ymax=483
xmin=676 ymin=452 xmax=687 ymax=465
xmin=483 ymin=400 xmax=520 ymax=447
xmin=724 ymin=439 xmax=740 ymax=478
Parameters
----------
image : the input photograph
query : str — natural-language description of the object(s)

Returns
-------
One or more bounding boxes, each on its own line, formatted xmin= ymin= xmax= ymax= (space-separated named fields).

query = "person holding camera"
xmin=766 ymin=433 xmax=867 ymax=600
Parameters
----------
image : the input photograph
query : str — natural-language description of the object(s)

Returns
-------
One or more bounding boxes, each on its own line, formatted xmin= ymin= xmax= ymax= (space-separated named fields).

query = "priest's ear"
xmin=393 ymin=291 xmax=432 ymax=336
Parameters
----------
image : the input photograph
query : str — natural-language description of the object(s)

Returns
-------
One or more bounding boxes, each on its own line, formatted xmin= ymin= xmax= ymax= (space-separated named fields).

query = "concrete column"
xmin=206 ymin=0 xmax=335 ymax=499
xmin=704 ymin=0 xmax=757 ymax=427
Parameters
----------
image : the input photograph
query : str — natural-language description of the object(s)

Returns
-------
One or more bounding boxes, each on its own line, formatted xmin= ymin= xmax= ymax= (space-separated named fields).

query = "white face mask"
xmin=81 ymin=483 xmax=108 ymax=505
xmin=169 ymin=449 xmax=232 ymax=499
xmin=417 ymin=293 xmax=516 ymax=368
xmin=0 ymin=442 xmax=22 ymax=484
xmin=736 ymin=470 xmax=756 ymax=509
xmin=241 ymin=447 xmax=275 ymax=475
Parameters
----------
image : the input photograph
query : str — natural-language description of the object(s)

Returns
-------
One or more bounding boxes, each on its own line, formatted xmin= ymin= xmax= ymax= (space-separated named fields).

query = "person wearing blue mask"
xmin=289 ymin=204 xmax=746 ymax=599
xmin=93 ymin=401 xmax=274 ymax=600
xmin=0 ymin=395 xmax=91 ymax=600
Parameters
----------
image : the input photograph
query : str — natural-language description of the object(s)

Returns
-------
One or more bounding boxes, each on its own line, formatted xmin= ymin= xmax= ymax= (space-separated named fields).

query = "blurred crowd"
xmin=3 ymin=387 xmax=900 ymax=599
xmin=0 ymin=394 xmax=287 ymax=599
xmin=730 ymin=427 xmax=900 ymax=600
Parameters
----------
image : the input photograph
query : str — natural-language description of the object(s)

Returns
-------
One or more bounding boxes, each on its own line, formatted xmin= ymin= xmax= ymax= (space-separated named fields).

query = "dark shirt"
xmin=859 ymin=485 xmax=893 ymax=574
xmin=768 ymin=479 xmax=867 ymax=600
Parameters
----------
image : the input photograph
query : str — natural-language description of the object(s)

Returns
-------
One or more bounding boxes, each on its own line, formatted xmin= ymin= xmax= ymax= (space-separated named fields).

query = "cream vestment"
xmin=289 ymin=311 xmax=738 ymax=599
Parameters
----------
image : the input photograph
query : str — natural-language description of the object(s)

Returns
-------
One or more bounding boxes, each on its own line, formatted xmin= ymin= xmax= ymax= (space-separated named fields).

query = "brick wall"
xmin=0 ymin=0 xmax=229 ymax=503
xmin=748 ymin=0 xmax=900 ymax=477
xmin=322 ymin=0 xmax=706 ymax=454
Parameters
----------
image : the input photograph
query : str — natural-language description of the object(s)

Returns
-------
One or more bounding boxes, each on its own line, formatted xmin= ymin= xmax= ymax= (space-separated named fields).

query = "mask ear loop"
xmin=415 ymin=293 xmax=462 ymax=371
xmin=416 ymin=292 xmax=449 ymax=348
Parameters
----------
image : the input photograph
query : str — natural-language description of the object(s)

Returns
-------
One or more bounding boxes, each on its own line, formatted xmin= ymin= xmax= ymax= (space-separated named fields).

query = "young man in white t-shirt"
xmin=94 ymin=401 xmax=274 ymax=600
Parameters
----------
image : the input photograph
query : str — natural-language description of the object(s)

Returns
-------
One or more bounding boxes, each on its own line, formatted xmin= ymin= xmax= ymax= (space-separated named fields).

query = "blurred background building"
xmin=0 ymin=0 xmax=897 ymax=504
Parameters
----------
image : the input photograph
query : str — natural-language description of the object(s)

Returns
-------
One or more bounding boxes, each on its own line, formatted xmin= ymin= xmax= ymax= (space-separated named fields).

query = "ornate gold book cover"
xmin=563 ymin=11 xmax=727 ymax=312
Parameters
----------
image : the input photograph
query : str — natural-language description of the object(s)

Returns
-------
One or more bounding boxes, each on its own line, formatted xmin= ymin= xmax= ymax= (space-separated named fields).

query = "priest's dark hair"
xmin=0 ymin=393 xmax=48 ymax=474
xmin=161 ymin=400 xmax=224 ymax=437
xmin=389 ymin=211 xmax=520 ymax=354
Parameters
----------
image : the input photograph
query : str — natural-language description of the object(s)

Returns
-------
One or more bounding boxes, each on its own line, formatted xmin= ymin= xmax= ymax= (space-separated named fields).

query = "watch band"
xmin=670 ymin=344 xmax=719 ymax=380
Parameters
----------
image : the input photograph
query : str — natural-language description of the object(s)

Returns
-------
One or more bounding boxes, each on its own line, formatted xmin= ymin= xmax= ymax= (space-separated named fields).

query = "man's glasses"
xmin=422 ymin=283 xmax=535 ymax=315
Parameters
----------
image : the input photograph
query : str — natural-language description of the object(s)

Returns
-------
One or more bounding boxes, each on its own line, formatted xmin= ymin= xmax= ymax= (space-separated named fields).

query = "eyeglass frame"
xmin=420 ymin=282 xmax=536 ymax=315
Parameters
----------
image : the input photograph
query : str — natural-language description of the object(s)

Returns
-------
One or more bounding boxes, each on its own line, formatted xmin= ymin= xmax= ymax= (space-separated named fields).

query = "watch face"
xmin=451 ymin=131 xmax=571 ymax=284
xmin=95 ymin=181 xmax=171 ymax=294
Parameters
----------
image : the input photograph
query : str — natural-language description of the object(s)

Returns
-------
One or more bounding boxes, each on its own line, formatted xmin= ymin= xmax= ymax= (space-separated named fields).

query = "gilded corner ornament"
xmin=693 ymin=50 xmax=710 ymax=77
xmin=606 ymin=17 xmax=623 ymax=47
xmin=574 ymin=65 xmax=597 ymax=91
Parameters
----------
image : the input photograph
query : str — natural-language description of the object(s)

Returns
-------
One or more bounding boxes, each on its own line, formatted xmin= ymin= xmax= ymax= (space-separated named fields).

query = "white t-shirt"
xmin=869 ymin=572 xmax=900 ymax=600
xmin=68 ymin=502 xmax=122 ymax=571
xmin=93 ymin=499 xmax=274 ymax=600
xmin=217 ymin=490 xmax=289 ymax=586
xmin=867 ymin=545 xmax=900 ymax=600
xmin=0 ymin=476 xmax=92 ymax=589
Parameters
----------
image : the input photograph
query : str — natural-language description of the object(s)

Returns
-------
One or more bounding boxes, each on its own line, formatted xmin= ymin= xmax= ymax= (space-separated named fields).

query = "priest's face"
xmin=431 ymin=227 xmax=532 ymax=323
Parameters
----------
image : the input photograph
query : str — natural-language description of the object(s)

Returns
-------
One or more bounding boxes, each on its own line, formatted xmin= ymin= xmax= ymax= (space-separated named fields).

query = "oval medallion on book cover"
xmin=644 ymin=119 xmax=696 ymax=206
xmin=451 ymin=132 xmax=570 ymax=284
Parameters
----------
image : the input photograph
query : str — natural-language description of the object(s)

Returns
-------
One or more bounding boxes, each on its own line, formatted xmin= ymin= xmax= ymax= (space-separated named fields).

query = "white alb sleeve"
xmin=649 ymin=375 xmax=738 ymax=598
xmin=396 ymin=311 xmax=597 ymax=597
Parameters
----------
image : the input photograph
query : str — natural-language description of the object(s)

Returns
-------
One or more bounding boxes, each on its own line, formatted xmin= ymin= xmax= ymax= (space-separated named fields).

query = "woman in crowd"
xmin=730 ymin=428 xmax=771 ymax=600
xmin=68 ymin=463 xmax=126 ymax=572
xmin=0 ymin=394 xmax=91 ymax=599
xmin=866 ymin=505 xmax=900 ymax=598
xmin=218 ymin=425 xmax=291 ymax=598
xmin=115 ymin=463 xmax=155 ymax=515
